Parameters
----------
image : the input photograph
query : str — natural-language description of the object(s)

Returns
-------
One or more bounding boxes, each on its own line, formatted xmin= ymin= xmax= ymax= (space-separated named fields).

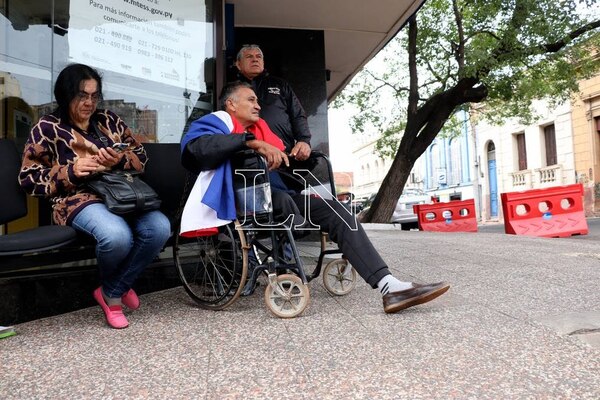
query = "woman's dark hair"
xmin=54 ymin=63 xmax=103 ymax=121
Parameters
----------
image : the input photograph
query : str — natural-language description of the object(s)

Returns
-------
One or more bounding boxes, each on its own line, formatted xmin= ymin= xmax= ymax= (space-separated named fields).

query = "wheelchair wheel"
xmin=174 ymin=222 xmax=248 ymax=310
xmin=264 ymin=274 xmax=310 ymax=318
xmin=323 ymin=259 xmax=357 ymax=296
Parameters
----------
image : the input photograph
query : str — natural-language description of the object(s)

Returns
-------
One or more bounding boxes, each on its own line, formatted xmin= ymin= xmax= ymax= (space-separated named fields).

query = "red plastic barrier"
xmin=413 ymin=199 xmax=478 ymax=233
xmin=500 ymin=183 xmax=588 ymax=238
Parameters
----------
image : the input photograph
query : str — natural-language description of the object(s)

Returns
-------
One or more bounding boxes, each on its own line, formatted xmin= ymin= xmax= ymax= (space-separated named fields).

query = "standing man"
xmin=235 ymin=44 xmax=312 ymax=161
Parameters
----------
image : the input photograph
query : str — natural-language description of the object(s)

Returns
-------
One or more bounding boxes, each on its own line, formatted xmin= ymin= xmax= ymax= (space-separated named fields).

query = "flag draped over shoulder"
xmin=179 ymin=111 xmax=284 ymax=237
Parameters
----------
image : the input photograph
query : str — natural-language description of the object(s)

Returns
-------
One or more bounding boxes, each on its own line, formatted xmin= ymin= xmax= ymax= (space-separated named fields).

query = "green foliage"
xmin=372 ymin=112 xmax=465 ymax=160
xmin=436 ymin=112 xmax=466 ymax=139
xmin=374 ymin=122 xmax=404 ymax=159
xmin=333 ymin=0 xmax=600 ymax=152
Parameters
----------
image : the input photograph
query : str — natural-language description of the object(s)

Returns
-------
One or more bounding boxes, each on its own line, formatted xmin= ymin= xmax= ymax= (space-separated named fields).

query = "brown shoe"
xmin=383 ymin=282 xmax=450 ymax=313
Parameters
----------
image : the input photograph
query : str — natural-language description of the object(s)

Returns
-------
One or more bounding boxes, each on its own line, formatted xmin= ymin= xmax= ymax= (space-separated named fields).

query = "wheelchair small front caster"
xmin=323 ymin=258 xmax=357 ymax=296
xmin=264 ymin=273 xmax=310 ymax=318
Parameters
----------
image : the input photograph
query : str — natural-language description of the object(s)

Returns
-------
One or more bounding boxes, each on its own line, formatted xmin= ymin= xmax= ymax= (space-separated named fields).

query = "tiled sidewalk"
xmin=1 ymin=230 xmax=599 ymax=399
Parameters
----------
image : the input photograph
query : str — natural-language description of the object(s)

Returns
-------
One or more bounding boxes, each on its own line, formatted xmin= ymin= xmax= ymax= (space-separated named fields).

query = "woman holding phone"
xmin=19 ymin=63 xmax=170 ymax=329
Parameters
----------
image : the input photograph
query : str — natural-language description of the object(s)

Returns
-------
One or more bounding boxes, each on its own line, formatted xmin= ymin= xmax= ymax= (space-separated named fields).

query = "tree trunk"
xmin=362 ymin=78 xmax=485 ymax=223
xmin=362 ymin=152 xmax=413 ymax=223
xmin=355 ymin=4 xmax=599 ymax=224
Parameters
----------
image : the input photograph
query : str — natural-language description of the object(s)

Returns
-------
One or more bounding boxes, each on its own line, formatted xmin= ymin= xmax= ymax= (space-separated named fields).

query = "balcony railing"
xmin=511 ymin=170 xmax=532 ymax=188
xmin=535 ymin=165 xmax=562 ymax=187
xmin=510 ymin=165 xmax=562 ymax=189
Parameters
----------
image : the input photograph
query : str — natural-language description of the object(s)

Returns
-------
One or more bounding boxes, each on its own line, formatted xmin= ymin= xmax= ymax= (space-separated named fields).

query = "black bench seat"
xmin=0 ymin=139 xmax=187 ymax=278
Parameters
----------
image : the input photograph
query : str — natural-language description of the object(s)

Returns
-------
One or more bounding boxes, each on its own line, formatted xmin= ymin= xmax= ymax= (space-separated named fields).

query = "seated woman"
xmin=19 ymin=63 xmax=171 ymax=329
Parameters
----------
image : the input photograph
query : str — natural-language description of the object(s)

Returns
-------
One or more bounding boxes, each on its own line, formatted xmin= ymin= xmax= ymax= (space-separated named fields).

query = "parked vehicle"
xmin=391 ymin=188 xmax=430 ymax=229
xmin=358 ymin=188 xmax=431 ymax=230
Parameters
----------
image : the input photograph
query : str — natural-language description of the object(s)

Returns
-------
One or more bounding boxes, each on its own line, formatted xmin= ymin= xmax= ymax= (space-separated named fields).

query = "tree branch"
xmin=463 ymin=84 xmax=488 ymax=102
xmin=508 ymin=0 xmax=529 ymax=33
xmin=465 ymin=30 xmax=502 ymax=43
xmin=538 ymin=19 xmax=600 ymax=53
xmin=478 ymin=4 xmax=600 ymax=79
xmin=485 ymin=0 xmax=528 ymax=68
xmin=421 ymin=78 xmax=444 ymax=90
xmin=424 ymin=58 xmax=447 ymax=88
xmin=452 ymin=0 xmax=465 ymax=71
xmin=366 ymin=70 xmax=409 ymax=94
xmin=407 ymin=15 xmax=419 ymax=117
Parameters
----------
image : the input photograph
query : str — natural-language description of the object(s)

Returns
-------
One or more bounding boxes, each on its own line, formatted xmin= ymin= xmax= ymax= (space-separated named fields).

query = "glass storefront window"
xmin=1 ymin=0 xmax=215 ymax=148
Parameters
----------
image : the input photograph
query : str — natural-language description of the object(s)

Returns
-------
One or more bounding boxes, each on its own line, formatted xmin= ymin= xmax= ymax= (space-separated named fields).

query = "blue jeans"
xmin=72 ymin=203 xmax=171 ymax=298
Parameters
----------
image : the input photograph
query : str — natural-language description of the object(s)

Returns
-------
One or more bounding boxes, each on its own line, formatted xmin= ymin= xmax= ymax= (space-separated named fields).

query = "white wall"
xmin=474 ymin=99 xmax=575 ymax=221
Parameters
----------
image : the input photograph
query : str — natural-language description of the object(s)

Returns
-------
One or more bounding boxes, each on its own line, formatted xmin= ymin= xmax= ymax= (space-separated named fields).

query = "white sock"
xmin=377 ymin=275 xmax=412 ymax=295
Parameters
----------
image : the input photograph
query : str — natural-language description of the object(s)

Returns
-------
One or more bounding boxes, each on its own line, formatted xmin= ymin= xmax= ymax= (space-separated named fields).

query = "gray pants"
xmin=271 ymin=191 xmax=391 ymax=288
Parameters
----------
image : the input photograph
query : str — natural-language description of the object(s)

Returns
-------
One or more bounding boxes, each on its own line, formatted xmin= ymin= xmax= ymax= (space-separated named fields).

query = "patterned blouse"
xmin=19 ymin=109 xmax=147 ymax=225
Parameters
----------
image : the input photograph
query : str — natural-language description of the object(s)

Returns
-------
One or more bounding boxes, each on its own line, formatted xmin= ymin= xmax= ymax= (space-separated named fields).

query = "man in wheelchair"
xmin=181 ymin=81 xmax=449 ymax=314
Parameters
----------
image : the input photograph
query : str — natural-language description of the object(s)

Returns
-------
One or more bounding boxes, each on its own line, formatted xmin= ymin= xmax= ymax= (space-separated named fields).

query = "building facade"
xmin=351 ymin=114 xmax=474 ymax=205
xmin=422 ymin=114 xmax=474 ymax=202
xmin=472 ymin=100 xmax=576 ymax=221
xmin=571 ymin=72 xmax=600 ymax=215
xmin=353 ymin=138 xmax=394 ymax=201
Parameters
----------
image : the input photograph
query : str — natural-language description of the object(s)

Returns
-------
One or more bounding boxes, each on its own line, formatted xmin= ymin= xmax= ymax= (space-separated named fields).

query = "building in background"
xmin=571 ymin=72 xmax=600 ymax=215
xmin=353 ymin=138 xmax=392 ymax=201
xmin=472 ymin=100 xmax=576 ymax=222
xmin=421 ymin=111 xmax=473 ymax=202
xmin=349 ymin=82 xmax=599 ymax=224
xmin=333 ymin=171 xmax=354 ymax=195
xmin=351 ymin=111 xmax=474 ymax=207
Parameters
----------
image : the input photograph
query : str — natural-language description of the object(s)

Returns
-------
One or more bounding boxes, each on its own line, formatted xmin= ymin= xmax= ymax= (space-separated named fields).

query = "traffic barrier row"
xmin=413 ymin=199 xmax=478 ymax=233
xmin=500 ymin=183 xmax=588 ymax=238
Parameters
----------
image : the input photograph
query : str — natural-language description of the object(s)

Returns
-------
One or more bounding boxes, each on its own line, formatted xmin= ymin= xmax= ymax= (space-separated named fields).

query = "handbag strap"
xmin=88 ymin=122 xmax=109 ymax=148
xmin=130 ymin=174 xmax=148 ymax=210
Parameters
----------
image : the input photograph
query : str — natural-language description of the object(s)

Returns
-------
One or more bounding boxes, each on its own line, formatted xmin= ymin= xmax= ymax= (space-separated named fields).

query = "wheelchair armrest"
xmin=233 ymin=150 xmax=329 ymax=171
xmin=235 ymin=149 xmax=259 ymax=157
xmin=231 ymin=149 xmax=336 ymax=197
xmin=233 ymin=150 xmax=268 ymax=171
xmin=309 ymin=150 xmax=327 ymax=159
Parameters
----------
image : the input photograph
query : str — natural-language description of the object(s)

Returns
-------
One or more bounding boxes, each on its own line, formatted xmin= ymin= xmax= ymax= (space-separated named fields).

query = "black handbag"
xmin=87 ymin=170 xmax=161 ymax=215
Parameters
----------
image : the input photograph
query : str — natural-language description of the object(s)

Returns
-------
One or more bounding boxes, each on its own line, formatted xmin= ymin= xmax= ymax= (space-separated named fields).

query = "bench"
xmin=0 ymin=139 xmax=188 ymax=279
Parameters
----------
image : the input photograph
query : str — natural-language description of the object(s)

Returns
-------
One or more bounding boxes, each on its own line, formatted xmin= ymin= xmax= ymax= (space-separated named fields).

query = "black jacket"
xmin=182 ymin=133 xmax=252 ymax=173
xmin=239 ymin=71 xmax=311 ymax=152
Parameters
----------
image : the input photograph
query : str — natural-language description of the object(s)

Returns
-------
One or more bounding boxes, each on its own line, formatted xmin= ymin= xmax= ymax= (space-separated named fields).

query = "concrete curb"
xmin=361 ymin=223 xmax=403 ymax=231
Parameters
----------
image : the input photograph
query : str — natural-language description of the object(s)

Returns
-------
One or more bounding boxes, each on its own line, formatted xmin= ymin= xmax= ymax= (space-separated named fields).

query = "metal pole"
xmin=50 ymin=0 xmax=55 ymax=96
xmin=468 ymin=109 xmax=481 ymax=221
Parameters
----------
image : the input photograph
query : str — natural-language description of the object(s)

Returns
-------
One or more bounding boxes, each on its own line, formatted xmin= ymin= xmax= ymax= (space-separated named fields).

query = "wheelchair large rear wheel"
xmin=174 ymin=222 xmax=248 ymax=310
xmin=264 ymin=274 xmax=310 ymax=318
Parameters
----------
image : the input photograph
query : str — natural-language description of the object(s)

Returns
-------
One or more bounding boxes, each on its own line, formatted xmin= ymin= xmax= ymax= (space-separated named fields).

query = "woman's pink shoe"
xmin=93 ymin=287 xmax=129 ymax=329
xmin=121 ymin=289 xmax=140 ymax=310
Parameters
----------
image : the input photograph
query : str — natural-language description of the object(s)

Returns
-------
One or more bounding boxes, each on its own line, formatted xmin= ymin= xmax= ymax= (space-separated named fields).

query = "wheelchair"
xmin=173 ymin=151 xmax=358 ymax=318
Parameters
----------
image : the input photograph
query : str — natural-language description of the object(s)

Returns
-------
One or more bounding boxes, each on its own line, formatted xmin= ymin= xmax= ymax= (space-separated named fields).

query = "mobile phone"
xmin=112 ymin=143 xmax=130 ymax=152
